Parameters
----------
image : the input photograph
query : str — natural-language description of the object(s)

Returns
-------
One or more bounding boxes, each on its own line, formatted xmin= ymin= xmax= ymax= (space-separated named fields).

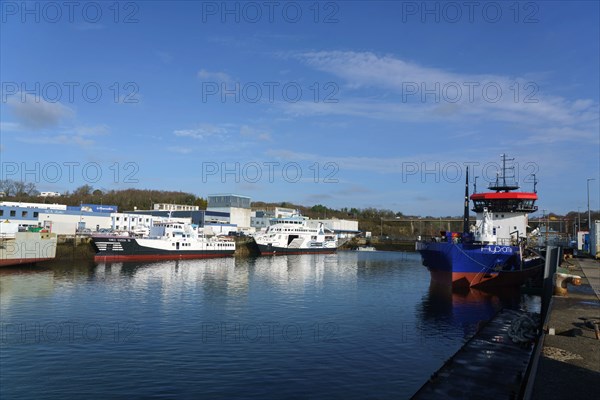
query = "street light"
xmin=587 ymin=178 xmax=595 ymax=231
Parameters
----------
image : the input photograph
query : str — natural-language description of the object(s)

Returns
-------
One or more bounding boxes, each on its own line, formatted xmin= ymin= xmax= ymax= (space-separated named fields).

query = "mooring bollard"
xmin=553 ymin=273 xmax=582 ymax=296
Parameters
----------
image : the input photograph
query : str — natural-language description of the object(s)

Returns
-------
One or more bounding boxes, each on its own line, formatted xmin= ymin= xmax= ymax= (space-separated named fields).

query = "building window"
xmin=0 ymin=210 xmax=3 ymax=216
xmin=22 ymin=211 xmax=28 ymax=217
xmin=33 ymin=212 xmax=38 ymax=217
xmin=10 ymin=210 xmax=15 ymax=217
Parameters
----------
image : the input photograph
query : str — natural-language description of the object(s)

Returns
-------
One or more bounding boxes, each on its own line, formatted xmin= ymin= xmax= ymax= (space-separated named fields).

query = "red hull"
xmin=455 ymin=267 xmax=541 ymax=289
xmin=94 ymin=253 xmax=234 ymax=262
xmin=429 ymin=266 xmax=542 ymax=289
xmin=0 ymin=257 xmax=54 ymax=267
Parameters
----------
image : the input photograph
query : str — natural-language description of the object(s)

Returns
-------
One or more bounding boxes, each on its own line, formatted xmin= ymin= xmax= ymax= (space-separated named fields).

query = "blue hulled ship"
xmin=416 ymin=155 xmax=544 ymax=289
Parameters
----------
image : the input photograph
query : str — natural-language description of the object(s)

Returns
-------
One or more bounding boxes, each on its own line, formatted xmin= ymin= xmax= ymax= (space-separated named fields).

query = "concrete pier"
xmin=411 ymin=308 xmax=536 ymax=399
xmin=529 ymin=257 xmax=600 ymax=399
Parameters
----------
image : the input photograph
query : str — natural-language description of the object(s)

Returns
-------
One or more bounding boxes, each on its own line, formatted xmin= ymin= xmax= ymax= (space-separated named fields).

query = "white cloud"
xmin=291 ymin=51 xmax=599 ymax=140
xmin=168 ymin=146 xmax=193 ymax=154
xmin=6 ymin=96 xmax=74 ymax=130
xmin=173 ymin=124 xmax=228 ymax=139
xmin=0 ymin=122 xmax=23 ymax=132
xmin=68 ymin=125 xmax=110 ymax=136
xmin=197 ymin=69 xmax=232 ymax=82
xmin=240 ymin=125 xmax=271 ymax=141
xmin=9 ymin=123 xmax=109 ymax=148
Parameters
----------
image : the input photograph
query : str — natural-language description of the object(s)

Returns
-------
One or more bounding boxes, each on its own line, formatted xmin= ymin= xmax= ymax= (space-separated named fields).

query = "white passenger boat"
xmin=253 ymin=216 xmax=337 ymax=255
xmin=91 ymin=221 xmax=235 ymax=262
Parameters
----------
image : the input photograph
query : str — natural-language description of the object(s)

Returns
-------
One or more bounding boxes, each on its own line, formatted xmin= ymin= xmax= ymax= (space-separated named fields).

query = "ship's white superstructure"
xmin=253 ymin=216 xmax=337 ymax=255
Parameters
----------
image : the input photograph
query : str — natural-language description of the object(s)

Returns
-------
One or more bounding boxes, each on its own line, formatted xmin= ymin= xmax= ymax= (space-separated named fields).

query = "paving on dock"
xmin=530 ymin=258 xmax=600 ymax=400
xmin=411 ymin=308 xmax=535 ymax=400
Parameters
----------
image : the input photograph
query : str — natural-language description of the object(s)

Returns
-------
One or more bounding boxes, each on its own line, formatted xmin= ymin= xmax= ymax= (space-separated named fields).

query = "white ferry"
xmin=253 ymin=216 xmax=337 ymax=255
xmin=91 ymin=221 xmax=235 ymax=262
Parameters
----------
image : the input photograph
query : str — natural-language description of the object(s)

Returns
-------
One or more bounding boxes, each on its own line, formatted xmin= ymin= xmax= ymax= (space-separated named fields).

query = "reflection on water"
xmin=0 ymin=251 xmax=539 ymax=399
xmin=0 ymin=268 xmax=55 ymax=311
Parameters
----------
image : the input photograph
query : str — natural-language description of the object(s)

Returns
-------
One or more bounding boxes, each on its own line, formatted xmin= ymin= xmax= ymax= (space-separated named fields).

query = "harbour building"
xmin=207 ymin=194 xmax=252 ymax=230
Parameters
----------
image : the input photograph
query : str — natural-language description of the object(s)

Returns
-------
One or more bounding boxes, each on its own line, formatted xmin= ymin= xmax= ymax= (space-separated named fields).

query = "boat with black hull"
xmin=91 ymin=221 xmax=235 ymax=262
xmin=253 ymin=216 xmax=337 ymax=255
xmin=416 ymin=155 xmax=544 ymax=289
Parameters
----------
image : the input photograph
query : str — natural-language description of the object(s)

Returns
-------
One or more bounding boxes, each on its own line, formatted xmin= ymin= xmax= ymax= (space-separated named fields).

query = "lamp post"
xmin=587 ymin=178 xmax=595 ymax=231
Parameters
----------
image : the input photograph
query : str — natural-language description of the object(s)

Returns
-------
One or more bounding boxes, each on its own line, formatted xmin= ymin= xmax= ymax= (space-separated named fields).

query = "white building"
xmin=110 ymin=213 xmax=189 ymax=232
xmin=39 ymin=192 xmax=62 ymax=197
xmin=207 ymin=194 xmax=251 ymax=230
xmin=153 ymin=203 xmax=199 ymax=211
xmin=35 ymin=210 xmax=112 ymax=235
xmin=1 ymin=201 xmax=66 ymax=210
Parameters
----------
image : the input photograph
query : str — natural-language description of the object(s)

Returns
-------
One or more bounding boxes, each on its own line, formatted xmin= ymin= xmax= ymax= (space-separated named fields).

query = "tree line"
xmin=0 ymin=180 xmax=207 ymax=211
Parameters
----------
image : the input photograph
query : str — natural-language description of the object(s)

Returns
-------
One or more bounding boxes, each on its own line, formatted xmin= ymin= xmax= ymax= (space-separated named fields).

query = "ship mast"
xmin=463 ymin=167 xmax=469 ymax=233
xmin=489 ymin=153 xmax=519 ymax=192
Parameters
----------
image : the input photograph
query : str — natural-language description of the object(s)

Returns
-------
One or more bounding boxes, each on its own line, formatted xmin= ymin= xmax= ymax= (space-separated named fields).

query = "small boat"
xmin=253 ymin=215 xmax=337 ymax=255
xmin=91 ymin=221 xmax=235 ymax=262
xmin=0 ymin=221 xmax=57 ymax=267
xmin=416 ymin=155 xmax=544 ymax=289
xmin=355 ymin=246 xmax=376 ymax=252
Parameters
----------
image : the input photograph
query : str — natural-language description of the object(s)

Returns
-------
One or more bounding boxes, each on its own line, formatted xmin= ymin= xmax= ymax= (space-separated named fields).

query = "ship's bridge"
xmin=470 ymin=192 xmax=538 ymax=213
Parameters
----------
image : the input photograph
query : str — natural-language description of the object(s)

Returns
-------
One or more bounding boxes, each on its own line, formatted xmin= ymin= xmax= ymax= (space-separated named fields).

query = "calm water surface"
xmin=0 ymin=251 xmax=539 ymax=399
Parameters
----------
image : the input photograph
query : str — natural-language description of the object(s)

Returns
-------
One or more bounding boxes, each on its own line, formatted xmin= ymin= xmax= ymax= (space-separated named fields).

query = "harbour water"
xmin=0 ymin=251 xmax=539 ymax=399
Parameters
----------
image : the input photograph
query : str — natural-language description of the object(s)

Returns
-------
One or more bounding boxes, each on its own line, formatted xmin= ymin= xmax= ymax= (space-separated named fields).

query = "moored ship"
xmin=416 ymin=155 xmax=544 ymax=289
xmin=253 ymin=215 xmax=337 ymax=255
xmin=0 ymin=221 xmax=57 ymax=267
xmin=91 ymin=221 xmax=235 ymax=262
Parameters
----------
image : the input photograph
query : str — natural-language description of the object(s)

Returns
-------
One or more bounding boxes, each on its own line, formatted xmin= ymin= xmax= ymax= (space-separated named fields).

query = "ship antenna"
xmin=533 ymin=174 xmax=537 ymax=193
xmin=495 ymin=171 xmax=500 ymax=192
xmin=501 ymin=153 xmax=506 ymax=188
xmin=463 ymin=166 xmax=470 ymax=234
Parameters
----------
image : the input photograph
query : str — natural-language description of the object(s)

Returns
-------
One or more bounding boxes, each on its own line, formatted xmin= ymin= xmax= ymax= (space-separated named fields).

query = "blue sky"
xmin=1 ymin=1 xmax=598 ymax=216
